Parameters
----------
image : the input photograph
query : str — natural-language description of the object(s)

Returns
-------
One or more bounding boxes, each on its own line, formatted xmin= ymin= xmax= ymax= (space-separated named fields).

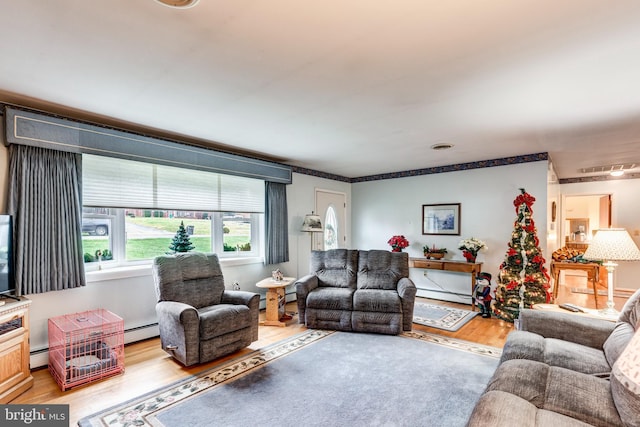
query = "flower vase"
xmin=463 ymin=250 xmax=477 ymax=263
xmin=392 ymin=247 xmax=402 ymax=253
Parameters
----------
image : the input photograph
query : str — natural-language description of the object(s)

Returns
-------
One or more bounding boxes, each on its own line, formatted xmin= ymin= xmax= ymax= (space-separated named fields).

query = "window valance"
xmin=3 ymin=106 xmax=292 ymax=184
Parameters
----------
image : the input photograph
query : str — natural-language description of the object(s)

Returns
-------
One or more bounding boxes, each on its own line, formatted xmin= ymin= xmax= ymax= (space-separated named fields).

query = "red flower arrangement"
xmin=388 ymin=235 xmax=410 ymax=252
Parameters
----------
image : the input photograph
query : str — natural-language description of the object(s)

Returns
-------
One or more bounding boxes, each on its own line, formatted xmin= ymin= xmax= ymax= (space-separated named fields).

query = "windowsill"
xmin=85 ymin=256 xmax=264 ymax=283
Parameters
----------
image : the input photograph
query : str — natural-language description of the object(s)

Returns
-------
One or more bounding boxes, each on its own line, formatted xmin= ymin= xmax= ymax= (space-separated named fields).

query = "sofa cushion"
xmin=306 ymin=287 xmax=354 ymax=310
xmin=153 ymin=253 xmax=225 ymax=308
xmin=353 ymin=289 xmax=401 ymax=312
xmin=357 ymin=250 xmax=409 ymax=290
xmin=310 ymin=249 xmax=358 ymax=289
xmin=487 ymin=359 xmax=623 ymax=426
xmin=610 ymin=328 xmax=640 ymax=427
xmin=501 ymin=330 xmax=611 ymax=375
xmin=467 ymin=390 xmax=593 ymax=427
xmin=198 ymin=304 xmax=251 ymax=340
xmin=603 ymin=322 xmax=635 ymax=369
xmin=617 ymin=288 xmax=640 ymax=329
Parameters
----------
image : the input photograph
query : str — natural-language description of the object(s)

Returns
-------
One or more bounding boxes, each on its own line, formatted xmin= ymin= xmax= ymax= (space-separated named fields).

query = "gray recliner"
xmin=152 ymin=252 xmax=259 ymax=366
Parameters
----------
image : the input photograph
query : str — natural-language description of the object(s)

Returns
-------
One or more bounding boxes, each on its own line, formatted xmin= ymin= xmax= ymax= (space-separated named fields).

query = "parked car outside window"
xmin=82 ymin=218 xmax=110 ymax=236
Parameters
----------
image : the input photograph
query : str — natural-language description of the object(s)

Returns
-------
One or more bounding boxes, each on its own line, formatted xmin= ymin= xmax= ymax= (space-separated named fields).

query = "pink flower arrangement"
xmin=388 ymin=235 xmax=410 ymax=252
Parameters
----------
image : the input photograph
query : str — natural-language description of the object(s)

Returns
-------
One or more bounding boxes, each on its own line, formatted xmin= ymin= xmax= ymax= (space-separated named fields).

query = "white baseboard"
xmin=30 ymin=323 xmax=160 ymax=369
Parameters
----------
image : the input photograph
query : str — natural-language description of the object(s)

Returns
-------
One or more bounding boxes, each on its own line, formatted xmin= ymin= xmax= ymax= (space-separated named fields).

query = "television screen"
xmin=0 ymin=215 xmax=15 ymax=295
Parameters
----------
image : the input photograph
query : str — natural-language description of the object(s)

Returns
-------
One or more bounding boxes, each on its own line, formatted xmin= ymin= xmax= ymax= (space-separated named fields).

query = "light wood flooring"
xmin=13 ymin=273 xmax=631 ymax=425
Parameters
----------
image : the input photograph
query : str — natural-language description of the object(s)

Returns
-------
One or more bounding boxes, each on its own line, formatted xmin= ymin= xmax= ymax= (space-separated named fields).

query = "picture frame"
xmin=422 ymin=203 xmax=461 ymax=235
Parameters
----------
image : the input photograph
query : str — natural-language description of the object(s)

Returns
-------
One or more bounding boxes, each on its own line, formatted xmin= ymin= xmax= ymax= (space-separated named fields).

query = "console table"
xmin=410 ymin=258 xmax=483 ymax=310
xmin=550 ymin=261 xmax=604 ymax=308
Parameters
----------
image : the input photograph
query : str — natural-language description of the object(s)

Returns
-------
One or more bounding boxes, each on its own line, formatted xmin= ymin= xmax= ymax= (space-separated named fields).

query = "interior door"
xmin=315 ymin=189 xmax=347 ymax=250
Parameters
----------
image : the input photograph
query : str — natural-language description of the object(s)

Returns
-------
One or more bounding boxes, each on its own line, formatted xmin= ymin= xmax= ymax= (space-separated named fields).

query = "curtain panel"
xmin=264 ymin=182 xmax=289 ymax=264
xmin=8 ymin=145 xmax=86 ymax=294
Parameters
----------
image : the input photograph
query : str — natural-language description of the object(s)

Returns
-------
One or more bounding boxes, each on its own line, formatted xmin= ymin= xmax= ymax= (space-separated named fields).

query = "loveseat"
xmin=295 ymin=249 xmax=416 ymax=335
xmin=467 ymin=289 xmax=640 ymax=426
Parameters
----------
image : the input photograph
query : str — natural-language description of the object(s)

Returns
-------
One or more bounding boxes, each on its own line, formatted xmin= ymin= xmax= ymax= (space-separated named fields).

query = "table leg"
xmin=261 ymin=287 xmax=287 ymax=327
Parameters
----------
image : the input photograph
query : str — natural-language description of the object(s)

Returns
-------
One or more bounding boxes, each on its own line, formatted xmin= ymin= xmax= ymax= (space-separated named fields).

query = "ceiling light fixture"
xmin=610 ymin=165 xmax=625 ymax=177
xmin=430 ymin=143 xmax=454 ymax=151
xmin=153 ymin=0 xmax=200 ymax=8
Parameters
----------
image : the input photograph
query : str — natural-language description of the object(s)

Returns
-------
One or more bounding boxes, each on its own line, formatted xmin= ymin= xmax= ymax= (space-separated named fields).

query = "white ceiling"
xmin=2 ymin=0 xmax=640 ymax=180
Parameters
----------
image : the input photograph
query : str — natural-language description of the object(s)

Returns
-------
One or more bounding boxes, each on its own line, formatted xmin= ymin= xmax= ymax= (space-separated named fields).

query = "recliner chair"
xmin=152 ymin=252 xmax=259 ymax=366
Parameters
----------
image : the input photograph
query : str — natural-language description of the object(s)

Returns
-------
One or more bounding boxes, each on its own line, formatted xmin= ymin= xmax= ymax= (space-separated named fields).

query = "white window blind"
xmin=83 ymin=155 xmax=265 ymax=212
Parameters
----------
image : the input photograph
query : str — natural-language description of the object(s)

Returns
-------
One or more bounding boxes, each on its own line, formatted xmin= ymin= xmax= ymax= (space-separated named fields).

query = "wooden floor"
xmin=13 ymin=273 xmax=631 ymax=426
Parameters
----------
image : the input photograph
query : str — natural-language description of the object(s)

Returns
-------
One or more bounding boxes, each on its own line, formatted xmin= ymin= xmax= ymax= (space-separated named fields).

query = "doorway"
xmin=315 ymin=189 xmax=347 ymax=250
xmin=562 ymin=194 xmax=611 ymax=246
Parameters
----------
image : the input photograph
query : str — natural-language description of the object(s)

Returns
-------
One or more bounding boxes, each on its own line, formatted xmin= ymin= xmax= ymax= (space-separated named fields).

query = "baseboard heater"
xmin=30 ymin=323 xmax=160 ymax=369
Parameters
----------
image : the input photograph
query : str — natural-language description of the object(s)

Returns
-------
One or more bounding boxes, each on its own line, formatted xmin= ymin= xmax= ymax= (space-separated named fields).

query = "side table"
xmin=532 ymin=303 xmax=617 ymax=322
xmin=256 ymin=277 xmax=296 ymax=327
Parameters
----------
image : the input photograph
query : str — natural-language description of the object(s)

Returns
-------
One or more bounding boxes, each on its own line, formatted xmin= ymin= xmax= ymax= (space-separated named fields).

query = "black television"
xmin=0 ymin=215 xmax=16 ymax=296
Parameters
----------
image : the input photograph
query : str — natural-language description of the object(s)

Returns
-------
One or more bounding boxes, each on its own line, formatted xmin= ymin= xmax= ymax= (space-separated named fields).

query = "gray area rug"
xmin=78 ymin=330 xmax=500 ymax=427
xmin=413 ymin=302 xmax=478 ymax=331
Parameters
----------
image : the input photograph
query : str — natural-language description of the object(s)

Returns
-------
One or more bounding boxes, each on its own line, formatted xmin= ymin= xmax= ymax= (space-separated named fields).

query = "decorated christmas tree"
xmin=493 ymin=189 xmax=551 ymax=322
xmin=168 ymin=221 xmax=195 ymax=253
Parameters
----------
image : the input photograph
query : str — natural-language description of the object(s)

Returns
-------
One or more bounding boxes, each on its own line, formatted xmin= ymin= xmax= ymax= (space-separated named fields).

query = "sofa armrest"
xmin=221 ymin=290 xmax=260 ymax=307
xmin=155 ymin=301 xmax=200 ymax=366
xmin=397 ymin=277 xmax=417 ymax=331
xmin=295 ymin=275 xmax=319 ymax=324
xmin=519 ymin=309 xmax=615 ymax=349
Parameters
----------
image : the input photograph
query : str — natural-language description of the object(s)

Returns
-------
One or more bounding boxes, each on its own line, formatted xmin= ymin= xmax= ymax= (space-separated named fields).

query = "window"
xmin=81 ymin=155 xmax=264 ymax=267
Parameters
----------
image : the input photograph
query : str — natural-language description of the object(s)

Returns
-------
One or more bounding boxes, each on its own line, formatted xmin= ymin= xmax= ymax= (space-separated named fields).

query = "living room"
xmin=2 ymin=1 xmax=640 ymax=425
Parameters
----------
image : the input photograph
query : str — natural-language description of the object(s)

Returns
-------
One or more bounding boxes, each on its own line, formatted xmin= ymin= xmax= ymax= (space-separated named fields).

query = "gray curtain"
xmin=264 ymin=181 xmax=289 ymax=264
xmin=8 ymin=144 xmax=86 ymax=295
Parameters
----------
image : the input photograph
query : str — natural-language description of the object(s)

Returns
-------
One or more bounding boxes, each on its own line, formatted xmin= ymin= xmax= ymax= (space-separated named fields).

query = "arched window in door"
xmin=324 ymin=206 xmax=338 ymax=250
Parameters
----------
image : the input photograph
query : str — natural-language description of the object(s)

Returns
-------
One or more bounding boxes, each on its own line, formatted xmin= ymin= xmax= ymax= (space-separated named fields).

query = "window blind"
xmin=83 ymin=154 xmax=265 ymax=212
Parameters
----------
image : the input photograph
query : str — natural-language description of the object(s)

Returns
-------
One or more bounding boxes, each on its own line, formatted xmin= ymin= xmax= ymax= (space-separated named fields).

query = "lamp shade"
xmin=583 ymin=228 xmax=640 ymax=262
xmin=301 ymin=212 xmax=323 ymax=232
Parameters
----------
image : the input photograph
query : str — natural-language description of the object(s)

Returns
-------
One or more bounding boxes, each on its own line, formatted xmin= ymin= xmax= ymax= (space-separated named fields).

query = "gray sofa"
xmin=467 ymin=289 xmax=640 ymax=426
xmin=152 ymin=252 xmax=260 ymax=366
xmin=295 ymin=249 xmax=416 ymax=335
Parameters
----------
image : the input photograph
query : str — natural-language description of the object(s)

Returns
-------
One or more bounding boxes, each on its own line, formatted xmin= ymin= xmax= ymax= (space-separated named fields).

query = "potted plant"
xmin=387 ymin=235 xmax=410 ymax=252
xmin=458 ymin=237 xmax=487 ymax=262
xmin=423 ymin=244 xmax=447 ymax=259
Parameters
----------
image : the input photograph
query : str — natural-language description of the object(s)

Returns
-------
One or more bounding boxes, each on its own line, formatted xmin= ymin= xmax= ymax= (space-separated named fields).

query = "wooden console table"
xmin=410 ymin=258 xmax=483 ymax=310
xmin=550 ymin=261 xmax=604 ymax=308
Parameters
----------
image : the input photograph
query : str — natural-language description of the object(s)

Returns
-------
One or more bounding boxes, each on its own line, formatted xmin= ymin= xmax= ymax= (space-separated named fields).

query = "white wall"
xmin=23 ymin=171 xmax=350 ymax=367
xmin=351 ymin=161 xmax=549 ymax=303
xmin=559 ymin=179 xmax=640 ymax=291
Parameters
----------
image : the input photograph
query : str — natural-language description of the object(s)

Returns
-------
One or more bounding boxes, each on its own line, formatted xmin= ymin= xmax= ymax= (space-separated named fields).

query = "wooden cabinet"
xmin=0 ymin=297 xmax=33 ymax=403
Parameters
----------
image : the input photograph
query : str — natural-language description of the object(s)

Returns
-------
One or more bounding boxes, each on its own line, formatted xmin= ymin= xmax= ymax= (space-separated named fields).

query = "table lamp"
xmin=583 ymin=228 xmax=640 ymax=315
xmin=301 ymin=212 xmax=323 ymax=250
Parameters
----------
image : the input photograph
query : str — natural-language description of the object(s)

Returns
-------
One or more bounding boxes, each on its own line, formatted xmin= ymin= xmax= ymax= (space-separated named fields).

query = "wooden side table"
xmin=532 ymin=303 xmax=617 ymax=322
xmin=256 ymin=277 xmax=296 ymax=327
xmin=550 ymin=261 xmax=602 ymax=308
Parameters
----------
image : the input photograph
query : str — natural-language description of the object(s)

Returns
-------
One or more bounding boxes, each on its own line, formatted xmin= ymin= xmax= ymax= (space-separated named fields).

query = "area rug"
xmin=571 ymin=287 xmax=628 ymax=298
xmin=412 ymin=302 xmax=479 ymax=331
xmin=79 ymin=329 xmax=500 ymax=427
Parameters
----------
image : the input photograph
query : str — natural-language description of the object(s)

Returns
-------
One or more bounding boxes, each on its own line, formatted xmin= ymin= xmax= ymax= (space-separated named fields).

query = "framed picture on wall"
xmin=422 ymin=203 xmax=461 ymax=235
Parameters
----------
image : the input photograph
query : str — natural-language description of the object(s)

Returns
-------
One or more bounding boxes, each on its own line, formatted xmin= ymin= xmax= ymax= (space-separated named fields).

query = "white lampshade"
xmin=583 ymin=228 xmax=640 ymax=261
xmin=301 ymin=212 xmax=323 ymax=232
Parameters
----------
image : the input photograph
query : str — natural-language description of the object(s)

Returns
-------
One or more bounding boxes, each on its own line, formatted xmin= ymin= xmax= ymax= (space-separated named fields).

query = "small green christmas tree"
xmin=168 ymin=221 xmax=195 ymax=253
xmin=493 ymin=189 xmax=551 ymax=322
